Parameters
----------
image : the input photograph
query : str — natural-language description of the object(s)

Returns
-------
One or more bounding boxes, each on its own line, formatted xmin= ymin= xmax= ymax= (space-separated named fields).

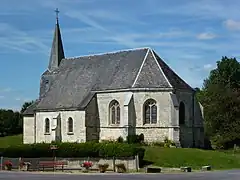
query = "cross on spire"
xmin=55 ymin=8 xmax=60 ymax=22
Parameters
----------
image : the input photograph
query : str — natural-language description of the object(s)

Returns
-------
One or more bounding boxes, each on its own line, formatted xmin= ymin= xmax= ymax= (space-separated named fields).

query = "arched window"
xmin=68 ymin=117 xmax=73 ymax=133
xmin=109 ymin=100 xmax=120 ymax=125
xmin=143 ymin=99 xmax=157 ymax=124
xmin=179 ymin=101 xmax=185 ymax=125
xmin=45 ymin=118 xmax=50 ymax=134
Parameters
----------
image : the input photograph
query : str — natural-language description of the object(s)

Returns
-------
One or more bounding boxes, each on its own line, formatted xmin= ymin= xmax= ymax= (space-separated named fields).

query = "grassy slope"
xmin=143 ymin=146 xmax=240 ymax=170
xmin=0 ymin=134 xmax=23 ymax=148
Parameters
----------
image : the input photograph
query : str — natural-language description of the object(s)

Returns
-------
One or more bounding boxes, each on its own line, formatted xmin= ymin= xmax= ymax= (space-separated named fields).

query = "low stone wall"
xmin=0 ymin=156 xmax=139 ymax=171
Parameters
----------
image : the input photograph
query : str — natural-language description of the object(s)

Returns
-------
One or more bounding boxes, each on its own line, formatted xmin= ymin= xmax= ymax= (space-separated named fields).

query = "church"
xmin=23 ymin=14 xmax=205 ymax=148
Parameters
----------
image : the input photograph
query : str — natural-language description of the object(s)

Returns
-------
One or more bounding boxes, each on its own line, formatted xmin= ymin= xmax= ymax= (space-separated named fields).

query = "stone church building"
xmin=23 ymin=17 xmax=204 ymax=148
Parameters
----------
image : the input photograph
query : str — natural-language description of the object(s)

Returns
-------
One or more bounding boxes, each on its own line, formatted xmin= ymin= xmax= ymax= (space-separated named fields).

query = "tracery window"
xmin=109 ymin=100 xmax=120 ymax=124
xmin=143 ymin=99 xmax=157 ymax=124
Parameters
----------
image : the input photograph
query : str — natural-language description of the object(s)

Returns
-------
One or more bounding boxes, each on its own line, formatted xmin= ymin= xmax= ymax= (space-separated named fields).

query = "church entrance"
xmin=179 ymin=102 xmax=185 ymax=147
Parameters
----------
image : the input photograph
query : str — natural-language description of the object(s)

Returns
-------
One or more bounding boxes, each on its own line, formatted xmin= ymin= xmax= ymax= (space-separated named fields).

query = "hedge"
xmin=0 ymin=142 xmax=145 ymax=159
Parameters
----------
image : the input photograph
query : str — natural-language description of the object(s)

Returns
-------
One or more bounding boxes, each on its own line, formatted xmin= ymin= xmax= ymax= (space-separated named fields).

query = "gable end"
xmin=132 ymin=48 xmax=172 ymax=88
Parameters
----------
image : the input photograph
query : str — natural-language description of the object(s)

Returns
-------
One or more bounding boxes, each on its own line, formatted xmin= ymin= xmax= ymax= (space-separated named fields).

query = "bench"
xmin=180 ymin=166 xmax=192 ymax=172
xmin=202 ymin=165 xmax=211 ymax=171
xmin=145 ymin=167 xmax=161 ymax=173
xmin=38 ymin=161 xmax=67 ymax=172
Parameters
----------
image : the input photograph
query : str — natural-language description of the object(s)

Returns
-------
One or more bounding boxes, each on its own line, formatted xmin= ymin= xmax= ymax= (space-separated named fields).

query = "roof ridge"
xmin=64 ymin=47 xmax=151 ymax=60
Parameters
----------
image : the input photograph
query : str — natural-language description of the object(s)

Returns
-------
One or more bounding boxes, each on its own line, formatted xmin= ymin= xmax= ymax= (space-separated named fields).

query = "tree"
xmin=0 ymin=109 xmax=22 ymax=136
xmin=199 ymin=56 xmax=240 ymax=149
xmin=20 ymin=100 xmax=34 ymax=114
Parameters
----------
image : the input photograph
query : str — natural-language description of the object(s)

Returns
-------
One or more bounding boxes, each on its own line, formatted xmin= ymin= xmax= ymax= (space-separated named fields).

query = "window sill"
xmin=44 ymin=133 xmax=51 ymax=135
xmin=142 ymin=124 xmax=158 ymax=127
xmin=109 ymin=124 xmax=120 ymax=127
xmin=67 ymin=132 xmax=74 ymax=135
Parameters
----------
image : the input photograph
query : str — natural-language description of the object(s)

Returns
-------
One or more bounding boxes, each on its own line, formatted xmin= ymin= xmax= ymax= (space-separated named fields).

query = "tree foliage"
xmin=197 ymin=56 xmax=240 ymax=149
xmin=0 ymin=100 xmax=34 ymax=137
xmin=20 ymin=100 xmax=34 ymax=114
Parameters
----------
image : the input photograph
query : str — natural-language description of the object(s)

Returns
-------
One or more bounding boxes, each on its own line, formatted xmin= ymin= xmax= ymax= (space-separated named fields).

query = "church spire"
xmin=48 ymin=8 xmax=65 ymax=72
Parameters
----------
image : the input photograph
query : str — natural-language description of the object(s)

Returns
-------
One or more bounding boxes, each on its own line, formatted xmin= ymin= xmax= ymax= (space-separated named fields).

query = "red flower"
xmin=3 ymin=160 xmax=12 ymax=167
xmin=81 ymin=161 xmax=93 ymax=168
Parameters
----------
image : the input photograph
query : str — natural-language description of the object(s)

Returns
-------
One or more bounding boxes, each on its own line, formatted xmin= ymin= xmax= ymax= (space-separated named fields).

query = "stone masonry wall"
xmin=23 ymin=116 xmax=35 ymax=144
xmin=33 ymin=110 xmax=86 ymax=143
xmin=97 ymin=91 xmax=175 ymax=142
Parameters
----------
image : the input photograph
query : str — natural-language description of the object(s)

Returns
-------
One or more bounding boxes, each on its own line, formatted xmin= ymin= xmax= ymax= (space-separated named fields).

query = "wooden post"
xmin=135 ymin=155 xmax=139 ymax=172
xmin=0 ymin=156 xmax=3 ymax=171
xmin=113 ymin=156 xmax=116 ymax=172
xmin=18 ymin=157 xmax=22 ymax=171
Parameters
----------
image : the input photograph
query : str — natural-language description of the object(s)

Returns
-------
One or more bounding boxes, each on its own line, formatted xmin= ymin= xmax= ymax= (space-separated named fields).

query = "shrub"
xmin=127 ymin=134 xmax=144 ymax=144
xmin=99 ymin=142 xmax=144 ymax=157
xmin=139 ymin=133 xmax=144 ymax=143
xmin=1 ymin=142 xmax=145 ymax=159
xmin=117 ymin=136 xmax=124 ymax=143
xmin=152 ymin=141 xmax=165 ymax=147
xmin=163 ymin=137 xmax=175 ymax=148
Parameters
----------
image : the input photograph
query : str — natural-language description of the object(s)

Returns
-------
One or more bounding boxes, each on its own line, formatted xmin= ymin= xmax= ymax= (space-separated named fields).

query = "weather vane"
xmin=55 ymin=8 xmax=60 ymax=21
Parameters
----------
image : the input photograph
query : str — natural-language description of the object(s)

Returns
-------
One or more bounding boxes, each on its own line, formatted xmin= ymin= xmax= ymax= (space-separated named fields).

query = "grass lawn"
xmin=0 ymin=134 xmax=23 ymax=148
xmin=143 ymin=146 xmax=240 ymax=170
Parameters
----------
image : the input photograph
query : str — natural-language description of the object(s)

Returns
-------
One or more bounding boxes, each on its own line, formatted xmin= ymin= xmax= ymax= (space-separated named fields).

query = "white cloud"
xmin=0 ymin=22 xmax=49 ymax=54
xmin=0 ymin=87 xmax=12 ymax=92
xmin=223 ymin=19 xmax=240 ymax=31
xmin=0 ymin=95 xmax=5 ymax=99
xmin=197 ymin=32 xmax=217 ymax=40
xmin=203 ymin=64 xmax=213 ymax=70
xmin=15 ymin=98 xmax=21 ymax=101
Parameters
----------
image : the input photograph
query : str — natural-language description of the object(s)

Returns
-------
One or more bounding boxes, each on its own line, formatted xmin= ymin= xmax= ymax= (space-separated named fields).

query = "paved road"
xmin=0 ymin=170 xmax=240 ymax=180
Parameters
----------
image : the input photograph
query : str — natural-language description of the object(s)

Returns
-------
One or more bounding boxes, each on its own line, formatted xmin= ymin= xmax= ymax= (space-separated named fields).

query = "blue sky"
xmin=0 ymin=0 xmax=240 ymax=110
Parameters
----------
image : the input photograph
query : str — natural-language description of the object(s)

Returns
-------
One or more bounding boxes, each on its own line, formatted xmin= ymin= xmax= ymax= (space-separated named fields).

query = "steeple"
xmin=48 ymin=8 xmax=65 ymax=71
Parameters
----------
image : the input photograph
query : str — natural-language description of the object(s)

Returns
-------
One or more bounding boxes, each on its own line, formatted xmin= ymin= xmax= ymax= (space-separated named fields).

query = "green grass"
xmin=143 ymin=146 xmax=240 ymax=170
xmin=0 ymin=134 xmax=23 ymax=148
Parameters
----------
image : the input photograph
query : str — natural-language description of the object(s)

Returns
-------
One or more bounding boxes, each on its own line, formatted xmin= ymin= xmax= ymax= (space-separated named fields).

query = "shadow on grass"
xmin=139 ymin=160 xmax=154 ymax=168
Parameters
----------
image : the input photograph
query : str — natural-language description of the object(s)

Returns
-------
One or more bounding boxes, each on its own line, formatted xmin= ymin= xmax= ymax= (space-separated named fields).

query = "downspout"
xmin=192 ymin=91 xmax=195 ymax=148
xmin=34 ymin=112 xmax=36 ymax=143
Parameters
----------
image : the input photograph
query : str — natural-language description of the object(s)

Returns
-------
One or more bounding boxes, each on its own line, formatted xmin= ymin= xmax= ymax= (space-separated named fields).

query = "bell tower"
xmin=48 ymin=8 xmax=65 ymax=71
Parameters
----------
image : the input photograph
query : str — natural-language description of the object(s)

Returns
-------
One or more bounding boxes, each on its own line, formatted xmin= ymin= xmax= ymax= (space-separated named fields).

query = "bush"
xmin=1 ymin=142 xmax=145 ymax=159
xmin=163 ymin=137 xmax=175 ymax=148
xmin=127 ymin=134 xmax=144 ymax=144
xmin=117 ymin=136 xmax=124 ymax=143
xmin=152 ymin=141 xmax=165 ymax=147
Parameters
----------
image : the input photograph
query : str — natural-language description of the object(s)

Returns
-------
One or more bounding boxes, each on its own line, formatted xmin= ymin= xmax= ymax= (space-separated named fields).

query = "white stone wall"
xmin=175 ymin=90 xmax=205 ymax=148
xmin=97 ymin=92 xmax=128 ymax=140
xmin=133 ymin=91 xmax=172 ymax=142
xmin=23 ymin=90 xmax=204 ymax=146
xmin=175 ymin=90 xmax=194 ymax=147
xmin=97 ymin=91 xmax=174 ymax=142
xmin=27 ymin=110 xmax=86 ymax=144
xmin=23 ymin=116 xmax=35 ymax=144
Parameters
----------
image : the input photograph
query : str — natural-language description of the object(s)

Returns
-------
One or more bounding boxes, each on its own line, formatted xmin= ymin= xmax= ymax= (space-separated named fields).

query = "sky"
xmin=0 ymin=0 xmax=240 ymax=111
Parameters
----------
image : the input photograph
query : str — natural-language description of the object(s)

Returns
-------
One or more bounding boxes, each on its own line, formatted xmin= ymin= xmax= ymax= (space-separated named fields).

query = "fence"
xmin=0 ymin=155 xmax=139 ymax=172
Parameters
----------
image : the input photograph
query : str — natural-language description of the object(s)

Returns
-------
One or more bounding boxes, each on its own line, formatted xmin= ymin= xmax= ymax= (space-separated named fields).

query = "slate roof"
xmin=36 ymin=48 xmax=148 ymax=111
xmin=24 ymin=47 xmax=194 ymax=115
xmin=48 ymin=20 xmax=65 ymax=72
xmin=22 ymin=100 xmax=40 ymax=115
